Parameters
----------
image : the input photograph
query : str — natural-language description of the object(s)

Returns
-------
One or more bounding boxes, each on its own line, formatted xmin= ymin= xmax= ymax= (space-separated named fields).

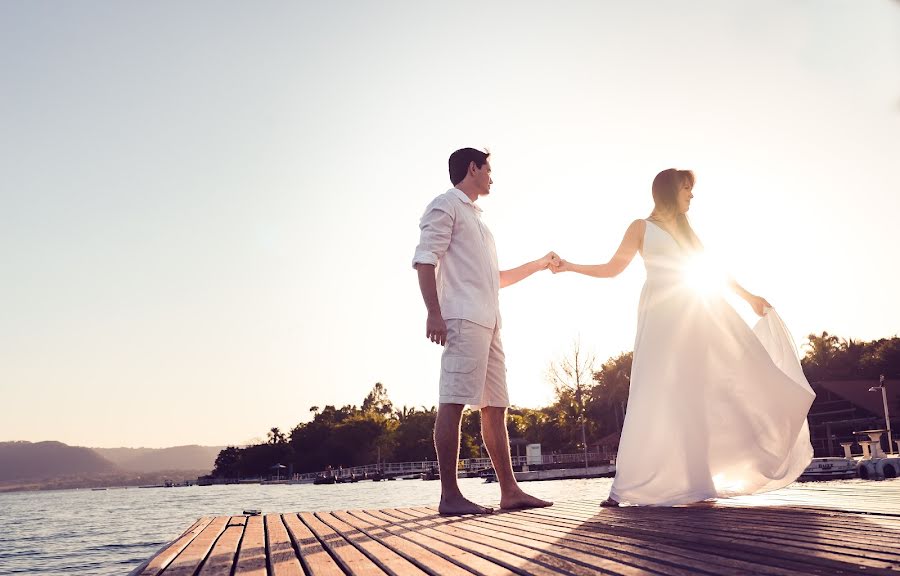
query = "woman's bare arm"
xmin=729 ymin=277 xmax=772 ymax=316
xmin=553 ymin=220 xmax=645 ymax=278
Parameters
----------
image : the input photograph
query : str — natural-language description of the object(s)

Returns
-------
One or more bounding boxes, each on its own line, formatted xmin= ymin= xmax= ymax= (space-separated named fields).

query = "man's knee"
xmin=480 ymin=405 xmax=507 ymax=420
xmin=438 ymin=403 xmax=465 ymax=418
xmin=435 ymin=403 xmax=465 ymax=435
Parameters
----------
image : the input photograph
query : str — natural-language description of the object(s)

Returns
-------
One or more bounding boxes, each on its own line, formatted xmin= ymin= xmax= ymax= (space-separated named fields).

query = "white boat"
xmin=799 ymin=457 xmax=858 ymax=481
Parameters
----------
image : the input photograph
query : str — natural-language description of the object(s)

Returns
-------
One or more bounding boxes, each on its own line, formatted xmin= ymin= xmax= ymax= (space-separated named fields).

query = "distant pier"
xmin=132 ymin=479 xmax=900 ymax=575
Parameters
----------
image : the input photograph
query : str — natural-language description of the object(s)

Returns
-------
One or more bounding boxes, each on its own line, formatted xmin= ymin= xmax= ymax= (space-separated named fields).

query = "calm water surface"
xmin=0 ymin=477 xmax=613 ymax=575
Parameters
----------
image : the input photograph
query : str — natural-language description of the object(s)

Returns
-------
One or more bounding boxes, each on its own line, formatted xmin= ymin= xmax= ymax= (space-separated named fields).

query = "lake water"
xmin=0 ymin=477 xmax=614 ymax=575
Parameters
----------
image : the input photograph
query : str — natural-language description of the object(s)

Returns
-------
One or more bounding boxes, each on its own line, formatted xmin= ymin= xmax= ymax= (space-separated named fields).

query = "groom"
xmin=413 ymin=147 xmax=555 ymax=514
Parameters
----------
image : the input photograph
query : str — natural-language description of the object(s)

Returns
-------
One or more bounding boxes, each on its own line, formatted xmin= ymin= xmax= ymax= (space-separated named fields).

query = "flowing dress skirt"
xmin=608 ymin=278 xmax=815 ymax=506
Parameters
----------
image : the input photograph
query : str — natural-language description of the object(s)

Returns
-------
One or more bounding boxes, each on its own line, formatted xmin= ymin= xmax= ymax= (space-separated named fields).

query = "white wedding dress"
xmin=608 ymin=220 xmax=815 ymax=506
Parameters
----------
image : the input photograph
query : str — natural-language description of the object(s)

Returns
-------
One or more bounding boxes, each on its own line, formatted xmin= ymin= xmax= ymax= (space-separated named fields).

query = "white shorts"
xmin=439 ymin=319 xmax=509 ymax=409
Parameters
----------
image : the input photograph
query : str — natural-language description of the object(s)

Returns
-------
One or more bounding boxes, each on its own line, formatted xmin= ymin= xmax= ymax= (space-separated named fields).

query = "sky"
xmin=2 ymin=1 xmax=898 ymax=449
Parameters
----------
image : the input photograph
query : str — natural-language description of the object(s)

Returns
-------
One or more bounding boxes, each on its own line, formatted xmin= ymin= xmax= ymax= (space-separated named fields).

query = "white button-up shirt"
xmin=412 ymin=188 xmax=501 ymax=329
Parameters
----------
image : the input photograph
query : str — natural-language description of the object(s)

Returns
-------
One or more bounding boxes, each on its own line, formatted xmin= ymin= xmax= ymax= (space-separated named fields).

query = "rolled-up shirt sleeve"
xmin=412 ymin=199 xmax=454 ymax=268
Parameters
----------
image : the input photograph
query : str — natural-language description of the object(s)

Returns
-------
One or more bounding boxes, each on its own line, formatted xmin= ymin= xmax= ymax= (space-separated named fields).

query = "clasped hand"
xmin=540 ymin=251 xmax=562 ymax=271
xmin=425 ymin=251 xmax=564 ymax=347
xmin=546 ymin=252 xmax=567 ymax=274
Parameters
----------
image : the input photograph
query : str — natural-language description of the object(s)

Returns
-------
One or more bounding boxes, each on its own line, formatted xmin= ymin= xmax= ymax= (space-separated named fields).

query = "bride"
xmin=552 ymin=168 xmax=815 ymax=506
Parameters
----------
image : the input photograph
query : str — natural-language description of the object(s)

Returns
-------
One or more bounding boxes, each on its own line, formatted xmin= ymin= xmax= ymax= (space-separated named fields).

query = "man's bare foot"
xmin=438 ymin=495 xmax=493 ymax=516
xmin=500 ymin=490 xmax=553 ymax=510
xmin=600 ymin=497 xmax=620 ymax=507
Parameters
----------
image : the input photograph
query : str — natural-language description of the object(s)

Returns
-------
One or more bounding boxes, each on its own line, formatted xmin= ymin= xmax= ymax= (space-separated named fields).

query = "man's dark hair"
xmin=448 ymin=148 xmax=490 ymax=186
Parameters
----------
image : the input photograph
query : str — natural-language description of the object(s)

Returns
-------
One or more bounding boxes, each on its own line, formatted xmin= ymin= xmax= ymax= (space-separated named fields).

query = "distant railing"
xmin=289 ymin=451 xmax=616 ymax=481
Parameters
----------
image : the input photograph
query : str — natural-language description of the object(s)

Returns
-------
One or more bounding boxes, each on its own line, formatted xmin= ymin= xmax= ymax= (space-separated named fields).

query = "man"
xmin=412 ymin=147 xmax=556 ymax=515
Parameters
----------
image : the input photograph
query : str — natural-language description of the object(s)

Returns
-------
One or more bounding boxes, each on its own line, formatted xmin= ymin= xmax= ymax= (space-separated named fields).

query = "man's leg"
xmin=435 ymin=402 xmax=492 ymax=515
xmin=481 ymin=406 xmax=552 ymax=510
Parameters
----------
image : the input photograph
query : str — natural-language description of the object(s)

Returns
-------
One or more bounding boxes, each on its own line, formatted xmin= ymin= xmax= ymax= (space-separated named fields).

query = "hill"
xmin=93 ymin=445 xmax=222 ymax=473
xmin=0 ymin=441 xmax=116 ymax=482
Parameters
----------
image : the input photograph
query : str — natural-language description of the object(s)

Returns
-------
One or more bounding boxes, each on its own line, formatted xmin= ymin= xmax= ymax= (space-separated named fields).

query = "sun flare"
xmin=683 ymin=254 xmax=728 ymax=296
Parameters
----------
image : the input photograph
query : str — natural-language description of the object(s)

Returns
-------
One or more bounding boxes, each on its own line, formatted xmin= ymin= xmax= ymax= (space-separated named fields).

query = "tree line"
xmin=801 ymin=332 xmax=899 ymax=382
xmin=211 ymin=332 xmax=899 ymax=479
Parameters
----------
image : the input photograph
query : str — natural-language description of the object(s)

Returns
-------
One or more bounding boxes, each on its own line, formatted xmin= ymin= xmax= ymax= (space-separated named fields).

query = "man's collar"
xmin=449 ymin=188 xmax=481 ymax=212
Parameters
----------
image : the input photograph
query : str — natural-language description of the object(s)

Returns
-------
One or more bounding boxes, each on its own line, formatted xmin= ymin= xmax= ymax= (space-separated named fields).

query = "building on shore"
xmin=807 ymin=378 xmax=898 ymax=457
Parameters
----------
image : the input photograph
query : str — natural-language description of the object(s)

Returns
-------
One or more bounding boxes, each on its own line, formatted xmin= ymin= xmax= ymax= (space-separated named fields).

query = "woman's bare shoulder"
xmin=627 ymin=218 xmax=646 ymax=235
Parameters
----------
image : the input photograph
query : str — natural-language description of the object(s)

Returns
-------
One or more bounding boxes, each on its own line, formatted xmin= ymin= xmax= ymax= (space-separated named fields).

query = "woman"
xmin=553 ymin=169 xmax=815 ymax=506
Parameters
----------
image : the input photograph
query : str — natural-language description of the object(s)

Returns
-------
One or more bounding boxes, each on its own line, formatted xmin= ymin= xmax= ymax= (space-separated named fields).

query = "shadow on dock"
xmin=132 ymin=479 xmax=900 ymax=575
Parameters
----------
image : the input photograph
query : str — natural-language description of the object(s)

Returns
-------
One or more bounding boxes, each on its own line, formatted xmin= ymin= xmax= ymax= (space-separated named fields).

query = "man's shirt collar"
xmin=449 ymin=188 xmax=482 ymax=212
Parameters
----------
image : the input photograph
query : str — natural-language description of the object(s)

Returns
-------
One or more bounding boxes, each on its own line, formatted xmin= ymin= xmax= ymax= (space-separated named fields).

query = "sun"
xmin=683 ymin=254 xmax=728 ymax=296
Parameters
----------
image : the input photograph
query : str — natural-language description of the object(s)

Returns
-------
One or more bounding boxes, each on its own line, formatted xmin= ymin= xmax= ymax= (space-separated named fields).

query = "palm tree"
xmin=803 ymin=332 xmax=840 ymax=380
xmin=392 ymin=405 xmax=417 ymax=423
xmin=267 ymin=427 xmax=286 ymax=445
xmin=835 ymin=338 xmax=866 ymax=378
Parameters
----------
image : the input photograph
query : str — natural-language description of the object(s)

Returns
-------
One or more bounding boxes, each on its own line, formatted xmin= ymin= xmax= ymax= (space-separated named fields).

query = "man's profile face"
xmin=473 ymin=160 xmax=492 ymax=196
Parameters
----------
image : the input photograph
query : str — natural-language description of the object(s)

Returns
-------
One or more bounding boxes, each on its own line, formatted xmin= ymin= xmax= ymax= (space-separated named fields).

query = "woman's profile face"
xmin=677 ymin=181 xmax=694 ymax=214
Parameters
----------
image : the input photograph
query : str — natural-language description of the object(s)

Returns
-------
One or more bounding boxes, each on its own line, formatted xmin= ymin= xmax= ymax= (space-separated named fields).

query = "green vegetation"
xmin=801 ymin=333 xmax=900 ymax=381
xmin=212 ymin=334 xmax=900 ymax=479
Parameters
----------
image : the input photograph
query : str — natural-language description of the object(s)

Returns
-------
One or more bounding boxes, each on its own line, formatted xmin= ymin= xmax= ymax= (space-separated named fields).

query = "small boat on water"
xmin=799 ymin=457 xmax=858 ymax=481
xmin=312 ymin=470 xmax=389 ymax=484
xmin=335 ymin=473 xmax=361 ymax=483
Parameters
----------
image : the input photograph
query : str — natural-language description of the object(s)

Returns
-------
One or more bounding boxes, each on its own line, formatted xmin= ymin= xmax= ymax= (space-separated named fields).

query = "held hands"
xmin=545 ymin=251 xmax=568 ymax=274
xmin=505 ymin=250 xmax=770 ymax=316
xmin=424 ymin=251 xmax=561 ymax=347
xmin=549 ymin=257 xmax=568 ymax=274
xmin=538 ymin=251 xmax=561 ymax=271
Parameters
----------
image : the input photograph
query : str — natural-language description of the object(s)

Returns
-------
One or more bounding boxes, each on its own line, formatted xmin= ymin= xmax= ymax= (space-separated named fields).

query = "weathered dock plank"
xmin=340 ymin=509 xmax=473 ymax=575
xmin=136 ymin=479 xmax=900 ymax=575
xmin=137 ymin=516 xmax=213 ymax=575
xmin=161 ymin=516 xmax=228 ymax=576
xmin=235 ymin=514 xmax=267 ymax=575
xmin=282 ymin=513 xmax=345 ymax=576
xmin=377 ymin=508 xmax=582 ymax=576
xmin=324 ymin=511 xmax=429 ymax=575
xmin=266 ymin=514 xmax=304 ymax=576
xmin=447 ymin=505 xmax=751 ymax=576
xmin=197 ymin=518 xmax=245 ymax=576
xmin=300 ymin=512 xmax=387 ymax=575
xmin=425 ymin=505 xmax=706 ymax=576
xmin=524 ymin=503 xmax=898 ymax=575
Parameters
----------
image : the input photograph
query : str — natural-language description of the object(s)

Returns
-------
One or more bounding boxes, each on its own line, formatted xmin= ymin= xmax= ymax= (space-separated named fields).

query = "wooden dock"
xmin=132 ymin=479 xmax=900 ymax=575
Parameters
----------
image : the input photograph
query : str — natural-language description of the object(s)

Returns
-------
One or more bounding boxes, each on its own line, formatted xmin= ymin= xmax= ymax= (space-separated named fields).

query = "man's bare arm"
xmin=499 ymin=252 xmax=559 ymax=288
xmin=416 ymin=263 xmax=447 ymax=345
